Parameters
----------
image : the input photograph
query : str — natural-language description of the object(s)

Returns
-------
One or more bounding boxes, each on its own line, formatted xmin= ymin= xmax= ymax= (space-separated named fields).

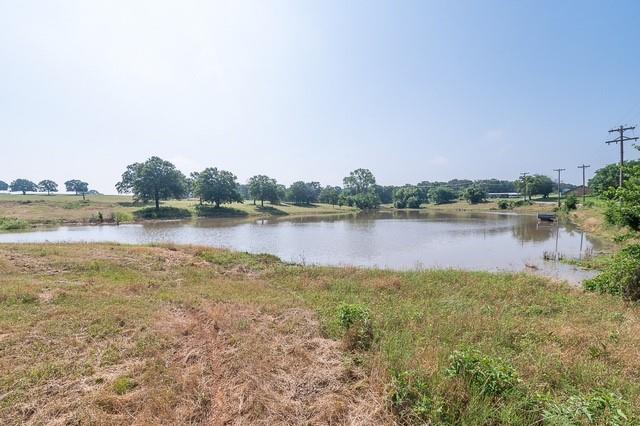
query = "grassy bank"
xmin=0 ymin=194 xmax=356 ymax=226
xmin=1 ymin=243 xmax=638 ymax=424
xmin=404 ymin=199 xmax=556 ymax=214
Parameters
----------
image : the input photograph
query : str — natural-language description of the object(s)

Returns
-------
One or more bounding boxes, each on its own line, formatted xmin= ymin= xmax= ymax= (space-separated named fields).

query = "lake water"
xmin=0 ymin=211 xmax=601 ymax=285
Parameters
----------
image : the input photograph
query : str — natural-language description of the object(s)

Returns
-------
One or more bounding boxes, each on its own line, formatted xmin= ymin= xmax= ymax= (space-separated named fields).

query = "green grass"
xmin=0 ymin=217 xmax=29 ymax=230
xmin=1 ymin=243 xmax=639 ymax=424
xmin=0 ymin=193 xmax=356 ymax=226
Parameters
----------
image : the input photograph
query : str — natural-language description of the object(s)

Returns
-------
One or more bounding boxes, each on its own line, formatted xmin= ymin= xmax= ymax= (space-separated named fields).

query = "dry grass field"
xmin=1 ymin=243 xmax=638 ymax=424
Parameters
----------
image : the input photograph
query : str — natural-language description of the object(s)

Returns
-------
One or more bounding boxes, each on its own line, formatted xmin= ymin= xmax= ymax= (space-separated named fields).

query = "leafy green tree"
xmin=287 ymin=181 xmax=322 ymax=204
xmin=514 ymin=175 xmax=533 ymax=200
xmin=375 ymin=185 xmax=396 ymax=204
xmin=590 ymin=161 xmax=640 ymax=194
xmin=193 ymin=167 xmax=242 ymax=207
xmin=463 ymin=184 xmax=487 ymax=204
xmin=248 ymin=175 xmax=280 ymax=207
xmin=351 ymin=192 xmax=380 ymax=209
xmin=319 ymin=186 xmax=341 ymax=206
xmin=64 ymin=179 xmax=89 ymax=199
xmin=530 ymin=175 xmax=554 ymax=198
xmin=116 ymin=157 xmax=187 ymax=211
xmin=10 ymin=179 xmax=38 ymax=195
xmin=38 ymin=180 xmax=58 ymax=195
xmin=393 ymin=186 xmax=423 ymax=208
xmin=428 ymin=186 xmax=457 ymax=204
xmin=0 ymin=180 xmax=8 ymax=191
xmin=343 ymin=168 xmax=377 ymax=195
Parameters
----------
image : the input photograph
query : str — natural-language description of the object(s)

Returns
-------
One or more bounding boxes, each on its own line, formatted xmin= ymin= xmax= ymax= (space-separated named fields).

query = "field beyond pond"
xmin=1 ymin=243 xmax=638 ymax=424
xmin=0 ymin=193 xmax=554 ymax=228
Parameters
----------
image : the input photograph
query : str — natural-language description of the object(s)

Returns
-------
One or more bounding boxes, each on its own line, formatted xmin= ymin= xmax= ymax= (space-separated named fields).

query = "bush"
xmin=497 ymin=200 xmax=509 ymax=210
xmin=584 ymin=244 xmax=640 ymax=299
xmin=111 ymin=211 xmax=133 ymax=224
xmin=351 ymin=192 xmax=380 ymax=210
xmin=446 ymin=348 xmax=521 ymax=397
xmin=563 ymin=194 xmax=578 ymax=210
xmin=0 ymin=217 xmax=29 ymax=231
xmin=428 ymin=186 xmax=458 ymax=205
xmin=463 ymin=185 xmax=487 ymax=204
xmin=113 ymin=376 xmax=137 ymax=395
xmin=133 ymin=206 xmax=192 ymax=219
xmin=337 ymin=303 xmax=373 ymax=350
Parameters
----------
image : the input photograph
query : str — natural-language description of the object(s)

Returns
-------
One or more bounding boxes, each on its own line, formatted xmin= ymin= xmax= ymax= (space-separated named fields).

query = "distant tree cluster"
xmin=0 ymin=178 xmax=90 ymax=196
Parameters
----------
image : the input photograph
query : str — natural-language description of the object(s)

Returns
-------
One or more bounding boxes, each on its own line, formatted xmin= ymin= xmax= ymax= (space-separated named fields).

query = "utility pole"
xmin=520 ymin=172 xmax=529 ymax=202
xmin=577 ymin=164 xmax=590 ymax=203
xmin=553 ymin=168 xmax=565 ymax=207
xmin=605 ymin=125 xmax=638 ymax=187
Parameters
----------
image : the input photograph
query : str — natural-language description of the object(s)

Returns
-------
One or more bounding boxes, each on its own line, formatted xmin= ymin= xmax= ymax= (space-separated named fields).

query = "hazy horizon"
xmin=3 ymin=1 xmax=640 ymax=194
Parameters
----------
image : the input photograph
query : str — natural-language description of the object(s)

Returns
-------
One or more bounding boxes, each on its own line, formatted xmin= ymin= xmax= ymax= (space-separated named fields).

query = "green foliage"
xmin=10 ymin=179 xmax=38 ymax=195
xmin=343 ymin=168 xmax=377 ymax=195
xmin=394 ymin=186 xmax=424 ymax=209
xmin=351 ymin=192 xmax=380 ymax=209
xmin=318 ymin=185 xmax=341 ymax=206
xmin=193 ymin=167 xmax=243 ymax=207
xmin=247 ymin=175 xmax=281 ymax=206
xmin=463 ymin=184 xmax=487 ymax=204
xmin=446 ymin=348 xmax=521 ymax=397
xmin=542 ymin=390 xmax=630 ymax=426
xmin=428 ymin=186 xmax=457 ymax=204
xmin=111 ymin=211 xmax=133 ymax=224
xmin=603 ymin=170 xmax=640 ymax=230
xmin=590 ymin=161 xmax=640 ymax=194
xmin=286 ymin=181 xmax=321 ymax=204
xmin=563 ymin=194 xmax=578 ymax=211
xmin=0 ymin=217 xmax=29 ymax=230
xmin=0 ymin=180 xmax=8 ymax=191
xmin=584 ymin=244 xmax=640 ymax=299
xmin=112 ymin=376 xmax=137 ymax=395
xmin=497 ymin=199 xmax=510 ymax=209
xmin=37 ymin=180 xmax=58 ymax=195
xmin=390 ymin=370 xmax=437 ymax=422
xmin=64 ymin=179 xmax=89 ymax=197
xmin=133 ymin=206 xmax=192 ymax=219
xmin=116 ymin=157 xmax=187 ymax=211
xmin=337 ymin=303 xmax=373 ymax=350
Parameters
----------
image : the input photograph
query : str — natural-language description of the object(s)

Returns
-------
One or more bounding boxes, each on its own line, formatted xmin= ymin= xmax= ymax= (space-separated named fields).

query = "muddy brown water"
xmin=0 ymin=211 xmax=602 ymax=285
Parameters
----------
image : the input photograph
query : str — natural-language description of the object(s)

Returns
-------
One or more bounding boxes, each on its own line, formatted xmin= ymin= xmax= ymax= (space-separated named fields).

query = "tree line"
xmin=0 ymin=179 xmax=92 ymax=198
xmin=113 ymin=156 xmax=571 ymax=212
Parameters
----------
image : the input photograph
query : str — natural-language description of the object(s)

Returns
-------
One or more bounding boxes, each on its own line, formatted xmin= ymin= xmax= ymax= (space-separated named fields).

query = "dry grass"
xmin=1 ymin=243 xmax=639 ymax=424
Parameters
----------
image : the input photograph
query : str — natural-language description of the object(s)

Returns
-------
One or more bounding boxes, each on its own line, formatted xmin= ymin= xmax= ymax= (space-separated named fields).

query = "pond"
xmin=0 ymin=211 xmax=601 ymax=285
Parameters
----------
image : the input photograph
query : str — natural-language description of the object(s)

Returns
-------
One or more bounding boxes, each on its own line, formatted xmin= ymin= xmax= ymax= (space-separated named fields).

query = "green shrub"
xmin=0 ymin=217 xmax=29 ymax=231
xmin=111 ymin=211 xmax=133 ymax=224
xmin=337 ymin=303 xmax=373 ymax=350
xmin=542 ymin=390 xmax=630 ymax=426
xmin=564 ymin=194 xmax=578 ymax=210
xmin=497 ymin=199 xmax=509 ymax=209
xmin=584 ymin=244 xmax=640 ymax=299
xmin=133 ymin=206 xmax=192 ymax=219
xmin=390 ymin=370 xmax=438 ymax=422
xmin=446 ymin=348 xmax=521 ymax=397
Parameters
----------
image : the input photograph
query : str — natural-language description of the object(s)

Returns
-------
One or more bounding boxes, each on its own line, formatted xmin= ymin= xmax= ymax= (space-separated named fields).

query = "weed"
xmin=542 ymin=390 xmax=630 ymax=425
xmin=337 ymin=303 xmax=373 ymax=350
xmin=0 ymin=217 xmax=29 ymax=230
xmin=113 ymin=376 xmax=137 ymax=395
xmin=446 ymin=348 xmax=521 ymax=397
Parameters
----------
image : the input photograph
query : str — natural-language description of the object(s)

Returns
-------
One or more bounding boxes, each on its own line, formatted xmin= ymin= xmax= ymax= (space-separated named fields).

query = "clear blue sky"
xmin=2 ymin=0 xmax=640 ymax=193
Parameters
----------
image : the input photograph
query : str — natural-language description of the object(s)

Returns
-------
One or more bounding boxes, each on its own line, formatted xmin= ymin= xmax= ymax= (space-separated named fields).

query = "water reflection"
xmin=0 ymin=211 xmax=601 ymax=284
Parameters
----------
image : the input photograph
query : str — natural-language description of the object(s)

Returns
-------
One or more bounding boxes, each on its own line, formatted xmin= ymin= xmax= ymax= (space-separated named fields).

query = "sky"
xmin=2 ymin=0 xmax=640 ymax=194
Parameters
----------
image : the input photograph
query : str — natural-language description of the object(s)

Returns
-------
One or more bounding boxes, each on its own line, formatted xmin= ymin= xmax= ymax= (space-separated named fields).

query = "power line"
xmin=553 ymin=168 xmax=565 ymax=207
xmin=577 ymin=164 xmax=590 ymax=203
xmin=605 ymin=125 xmax=638 ymax=187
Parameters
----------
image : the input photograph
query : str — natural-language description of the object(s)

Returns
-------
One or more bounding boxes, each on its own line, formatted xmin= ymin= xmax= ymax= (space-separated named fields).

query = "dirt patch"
xmin=130 ymin=303 xmax=392 ymax=425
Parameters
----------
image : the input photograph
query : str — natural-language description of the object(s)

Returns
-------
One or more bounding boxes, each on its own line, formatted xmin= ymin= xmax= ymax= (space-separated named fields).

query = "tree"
xmin=590 ymin=161 xmax=640 ymax=194
xmin=515 ymin=176 xmax=533 ymax=200
xmin=116 ymin=157 xmax=187 ymax=211
xmin=38 ymin=180 xmax=58 ymax=195
xmin=530 ymin=175 xmax=554 ymax=198
xmin=463 ymin=184 xmax=487 ymax=204
xmin=319 ymin=186 xmax=341 ymax=206
xmin=65 ymin=179 xmax=89 ymax=199
xmin=10 ymin=179 xmax=37 ymax=195
xmin=248 ymin=175 xmax=280 ymax=207
xmin=428 ymin=186 xmax=457 ymax=204
xmin=0 ymin=180 xmax=8 ymax=191
xmin=343 ymin=168 xmax=377 ymax=195
xmin=393 ymin=186 xmax=424 ymax=209
xmin=193 ymin=167 xmax=242 ymax=207
xmin=375 ymin=185 xmax=396 ymax=204
xmin=287 ymin=181 xmax=322 ymax=205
